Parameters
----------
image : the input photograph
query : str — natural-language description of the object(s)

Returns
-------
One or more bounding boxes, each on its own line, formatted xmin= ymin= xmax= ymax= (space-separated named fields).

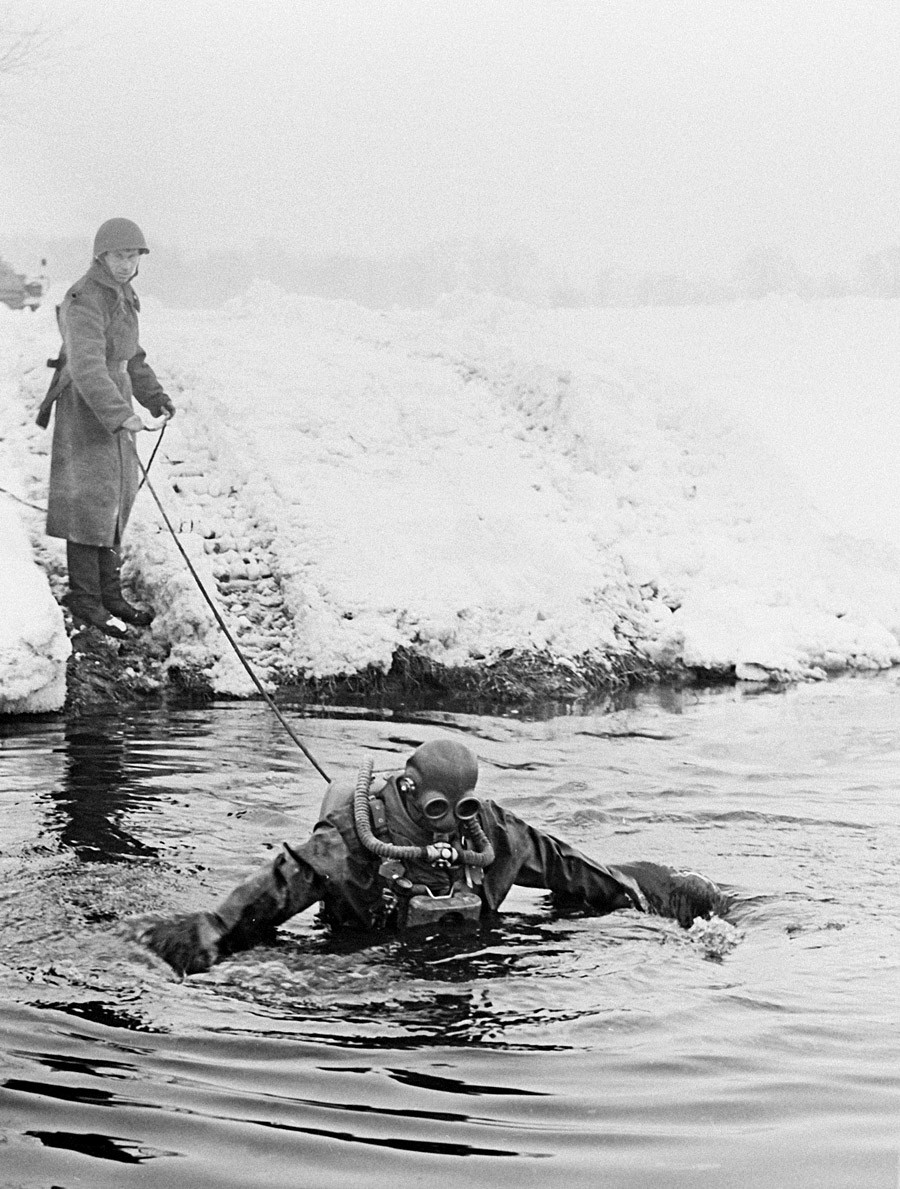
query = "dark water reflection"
xmin=1 ymin=677 xmax=899 ymax=1187
xmin=53 ymin=724 xmax=159 ymax=860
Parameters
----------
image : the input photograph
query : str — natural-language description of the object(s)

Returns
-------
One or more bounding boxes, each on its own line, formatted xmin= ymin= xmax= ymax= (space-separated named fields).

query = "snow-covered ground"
xmin=1 ymin=287 xmax=898 ymax=711
xmin=0 ymin=312 xmax=71 ymax=712
xmin=0 ymin=496 xmax=69 ymax=713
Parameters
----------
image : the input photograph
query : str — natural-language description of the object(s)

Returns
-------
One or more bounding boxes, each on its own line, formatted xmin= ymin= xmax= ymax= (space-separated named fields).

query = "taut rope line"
xmin=3 ymin=416 xmax=332 ymax=782
xmin=133 ymin=446 xmax=332 ymax=783
xmin=0 ymin=417 xmax=165 ymax=513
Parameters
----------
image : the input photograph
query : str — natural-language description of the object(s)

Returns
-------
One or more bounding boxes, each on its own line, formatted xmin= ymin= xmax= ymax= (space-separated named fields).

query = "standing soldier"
xmin=39 ymin=218 xmax=175 ymax=637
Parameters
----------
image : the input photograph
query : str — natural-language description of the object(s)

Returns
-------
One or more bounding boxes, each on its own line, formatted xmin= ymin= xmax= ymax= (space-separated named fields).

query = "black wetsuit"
xmin=211 ymin=777 xmax=729 ymax=954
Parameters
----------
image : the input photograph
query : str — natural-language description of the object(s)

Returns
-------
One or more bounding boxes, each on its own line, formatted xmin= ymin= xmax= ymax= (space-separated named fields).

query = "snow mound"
xmin=0 ymin=499 xmax=70 ymax=713
xmin=1 ymin=287 xmax=899 ymax=703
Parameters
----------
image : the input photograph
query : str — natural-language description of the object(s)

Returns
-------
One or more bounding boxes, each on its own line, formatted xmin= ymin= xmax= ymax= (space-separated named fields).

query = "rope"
xmin=0 ymin=419 xmax=167 ymax=515
xmin=9 ymin=412 xmax=330 ymax=781
xmin=0 ymin=486 xmax=46 ymax=514
xmin=137 ymin=423 xmax=165 ymax=492
xmin=134 ymin=450 xmax=331 ymax=784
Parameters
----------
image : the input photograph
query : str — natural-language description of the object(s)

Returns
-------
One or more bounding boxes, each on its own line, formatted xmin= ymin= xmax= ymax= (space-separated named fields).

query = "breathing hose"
xmin=353 ymin=758 xmax=495 ymax=868
xmin=2 ymin=418 xmax=168 ymax=514
xmin=460 ymin=819 xmax=495 ymax=867
xmin=354 ymin=758 xmax=428 ymax=862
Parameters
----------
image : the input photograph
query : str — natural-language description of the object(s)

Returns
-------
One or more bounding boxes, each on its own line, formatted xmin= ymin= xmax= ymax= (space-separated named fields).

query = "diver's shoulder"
xmin=318 ymin=778 xmax=356 ymax=820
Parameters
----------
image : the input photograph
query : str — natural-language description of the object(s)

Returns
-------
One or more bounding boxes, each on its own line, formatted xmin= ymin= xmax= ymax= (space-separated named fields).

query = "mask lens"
xmin=421 ymin=794 xmax=451 ymax=820
xmin=455 ymin=796 xmax=481 ymax=821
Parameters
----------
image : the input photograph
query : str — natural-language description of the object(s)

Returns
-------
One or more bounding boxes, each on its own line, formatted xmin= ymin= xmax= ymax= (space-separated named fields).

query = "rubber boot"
xmin=98 ymin=546 xmax=154 ymax=627
xmin=65 ymin=542 xmax=130 ymax=639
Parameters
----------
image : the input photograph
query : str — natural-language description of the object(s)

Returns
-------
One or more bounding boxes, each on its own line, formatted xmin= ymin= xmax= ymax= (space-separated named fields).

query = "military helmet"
xmin=93 ymin=218 xmax=149 ymax=258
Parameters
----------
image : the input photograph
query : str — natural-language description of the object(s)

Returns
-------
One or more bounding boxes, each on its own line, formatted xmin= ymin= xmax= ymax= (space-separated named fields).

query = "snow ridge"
xmin=2 ymin=289 xmax=899 ymax=708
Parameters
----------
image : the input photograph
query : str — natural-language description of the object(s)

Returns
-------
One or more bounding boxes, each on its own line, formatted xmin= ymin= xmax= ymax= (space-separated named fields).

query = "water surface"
xmin=1 ymin=677 xmax=898 ymax=1187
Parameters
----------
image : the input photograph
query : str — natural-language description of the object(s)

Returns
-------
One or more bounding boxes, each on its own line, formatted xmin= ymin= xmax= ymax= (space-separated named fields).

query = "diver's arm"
xmin=137 ymin=843 xmax=324 ymax=976
xmin=213 ymin=844 xmax=323 ymax=952
xmin=489 ymin=805 xmax=727 ymax=925
xmin=489 ymin=803 xmax=642 ymax=913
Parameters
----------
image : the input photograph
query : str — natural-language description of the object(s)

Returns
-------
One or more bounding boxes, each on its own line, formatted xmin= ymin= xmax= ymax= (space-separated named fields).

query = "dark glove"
xmin=617 ymin=861 xmax=729 ymax=928
xmin=158 ymin=395 xmax=175 ymax=420
xmin=656 ymin=870 xmax=729 ymax=927
xmin=131 ymin=911 xmax=225 ymax=976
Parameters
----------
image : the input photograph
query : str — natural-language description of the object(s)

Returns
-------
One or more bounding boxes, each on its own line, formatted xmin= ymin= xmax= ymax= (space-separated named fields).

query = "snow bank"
xmin=1 ymin=287 xmax=899 ymax=707
xmin=0 ymin=304 xmax=70 ymax=713
xmin=0 ymin=498 xmax=69 ymax=713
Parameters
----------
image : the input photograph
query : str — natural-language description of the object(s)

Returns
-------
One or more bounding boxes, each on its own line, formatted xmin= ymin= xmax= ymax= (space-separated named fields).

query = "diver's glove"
xmin=656 ymin=875 xmax=727 ymax=927
xmin=132 ymin=911 xmax=226 ymax=976
xmin=619 ymin=862 xmax=729 ymax=928
xmin=654 ymin=869 xmax=729 ymax=927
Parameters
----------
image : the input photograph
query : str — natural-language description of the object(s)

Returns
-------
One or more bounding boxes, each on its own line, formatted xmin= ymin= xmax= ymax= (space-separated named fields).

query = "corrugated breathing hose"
xmin=354 ymin=757 xmax=496 ymax=867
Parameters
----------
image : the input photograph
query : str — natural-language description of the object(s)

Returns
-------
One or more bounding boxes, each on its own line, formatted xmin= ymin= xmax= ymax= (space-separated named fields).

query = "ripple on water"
xmin=1 ymin=679 xmax=899 ymax=1187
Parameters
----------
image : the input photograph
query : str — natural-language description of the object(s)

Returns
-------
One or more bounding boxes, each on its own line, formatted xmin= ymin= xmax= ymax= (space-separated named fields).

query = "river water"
xmin=1 ymin=676 xmax=898 ymax=1188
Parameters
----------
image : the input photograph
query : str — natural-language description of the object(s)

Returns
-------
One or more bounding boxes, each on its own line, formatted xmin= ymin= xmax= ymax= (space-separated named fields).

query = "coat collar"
xmin=86 ymin=259 xmax=139 ymax=305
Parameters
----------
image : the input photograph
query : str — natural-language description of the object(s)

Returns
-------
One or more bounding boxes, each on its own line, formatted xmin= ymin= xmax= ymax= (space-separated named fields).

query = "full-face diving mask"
xmin=396 ymin=774 xmax=482 ymax=826
xmin=400 ymin=738 xmax=482 ymax=829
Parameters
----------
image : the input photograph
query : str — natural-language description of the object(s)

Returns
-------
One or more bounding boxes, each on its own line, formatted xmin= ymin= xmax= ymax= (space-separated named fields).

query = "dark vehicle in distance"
xmin=0 ymin=256 xmax=47 ymax=311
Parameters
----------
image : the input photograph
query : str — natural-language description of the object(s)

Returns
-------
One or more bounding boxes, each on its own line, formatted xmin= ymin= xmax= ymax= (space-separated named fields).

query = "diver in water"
xmin=136 ymin=738 xmax=730 ymax=976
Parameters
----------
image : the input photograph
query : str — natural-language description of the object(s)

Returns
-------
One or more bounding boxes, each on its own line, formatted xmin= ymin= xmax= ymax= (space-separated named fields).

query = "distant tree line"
xmin=5 ymin=233 xmax=900 ymax=310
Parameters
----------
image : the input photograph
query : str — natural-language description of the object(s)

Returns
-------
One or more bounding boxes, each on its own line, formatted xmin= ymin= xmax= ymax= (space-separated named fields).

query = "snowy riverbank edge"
xmin=3 ymin=288 xmax=900 ymax=716
xmin=42 ymin=601 xmax=900 ymax=720
xmin=57 ymin=627 xmax=678 ymax=719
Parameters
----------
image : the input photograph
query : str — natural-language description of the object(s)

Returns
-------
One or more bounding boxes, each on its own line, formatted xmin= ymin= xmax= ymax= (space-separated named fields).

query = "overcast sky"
xmin=2 ymin=0 xmax=899 ymax=274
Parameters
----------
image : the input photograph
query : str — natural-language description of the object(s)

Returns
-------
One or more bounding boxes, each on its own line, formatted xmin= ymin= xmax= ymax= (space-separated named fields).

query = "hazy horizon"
xmin=2 ymin=0 xmax=900 ymax=286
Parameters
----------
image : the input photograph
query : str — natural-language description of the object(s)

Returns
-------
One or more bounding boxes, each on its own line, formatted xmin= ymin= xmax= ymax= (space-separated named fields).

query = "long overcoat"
xmin=45 ymin=261 xmax=169 ymax=546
